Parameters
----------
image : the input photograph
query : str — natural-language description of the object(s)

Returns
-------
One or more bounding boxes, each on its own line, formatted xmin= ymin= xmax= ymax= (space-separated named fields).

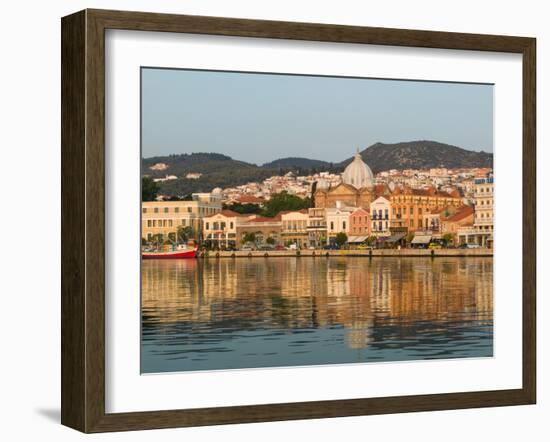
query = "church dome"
xmin=342 ymin=150 xmax=374 ymax=189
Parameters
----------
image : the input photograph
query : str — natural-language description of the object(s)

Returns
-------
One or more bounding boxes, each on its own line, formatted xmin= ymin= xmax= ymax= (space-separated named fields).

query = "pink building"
xmin=348 ymin=208 xmax=371 ymax=236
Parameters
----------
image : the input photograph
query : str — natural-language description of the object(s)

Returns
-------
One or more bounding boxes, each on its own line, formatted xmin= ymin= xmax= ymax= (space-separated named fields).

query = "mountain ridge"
xmin=142 ymin=141 xmax=493 ymax=196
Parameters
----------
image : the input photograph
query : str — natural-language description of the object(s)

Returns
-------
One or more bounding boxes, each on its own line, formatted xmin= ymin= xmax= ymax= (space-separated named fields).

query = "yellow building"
xmin=307 ymin=207 xmax=327 ymax=247
xmin=390 ymin=187 xmax=463 ymax=232
xmin=280 ymin=209 xmax=309 ymax=248
xmin=142 ymin=190 xmax=222 ymax=242
xmin=202 ymin=209 xmax=254 ymax=248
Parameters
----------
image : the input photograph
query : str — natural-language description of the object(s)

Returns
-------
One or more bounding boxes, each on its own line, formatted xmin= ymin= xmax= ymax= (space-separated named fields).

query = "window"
xmin=154 ymin=207 xmax=159 ymax=213
xmin=330 ymin=221 xmax=334 ymax=230
xmin=169 ymin=220 xmax=173 ymax=227
xmin=147 ymin=220 xmax=152 ymax=227
xmin=410 ymin=207 xmax=413 ymax=215
xmin=230 ymin=222 xmax=234 ymax=229
xmin=152 ymin=220 xmax=157 ymax=227
xmin=343 ymin=221 xmax=346 ymax=230
xmin=221 ymin=222 xmax=226 ymax=229
xmin=205 ymin=222 xmax=210 ymax=230
xmin=187 ymin=207 xmax=192 ymax=213
xmin=164 ymin=207 xmax=169 ymax=213
xmin=175 ymin=207 xmax=179 ymax=213
xmin=142 ymin=208 xmax=147 ymax=214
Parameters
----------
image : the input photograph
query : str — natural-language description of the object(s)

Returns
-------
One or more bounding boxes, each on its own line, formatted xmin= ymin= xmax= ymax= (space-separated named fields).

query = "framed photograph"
xmin=61 ymin=9 xmax=536 ymax=432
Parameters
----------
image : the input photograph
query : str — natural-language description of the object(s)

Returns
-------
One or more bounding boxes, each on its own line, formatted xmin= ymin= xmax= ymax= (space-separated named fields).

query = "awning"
xmin=385 ymin=232 xmax=407 ymax=243
xmin=411 ymin=235 xmax=431 ymax=244
xmin=347 ymin=235 xmax=368 ymax=243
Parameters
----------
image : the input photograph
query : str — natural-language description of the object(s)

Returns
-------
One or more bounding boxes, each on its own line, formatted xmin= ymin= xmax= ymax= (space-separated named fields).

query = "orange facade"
xmin=390 ymin=188 xmax=463 ymax=232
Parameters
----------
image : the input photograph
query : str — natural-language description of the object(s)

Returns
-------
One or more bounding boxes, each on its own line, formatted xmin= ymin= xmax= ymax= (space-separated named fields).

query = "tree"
xmin=177 ymin=225 xmax=195 ymax=243
xmin=261 ymin=191 xmax=313 ymax=217
xmin=442 ymin=233 xmax=454 ymax=247
xmin=142 ymin=177 xmax=160 ymax=201
xmin=335 ymin=232 xmax=348 ymax=247
xmin=366 ymin=235 xmax=377 ymax=245
xmin=223 ymin=203 xmax=262 ymax=215
xmin=266 ymin=236 xmax=275 ymax=245
xmin=241 ymin=232 xmax=256 ymax=244
xmin=151 ymin=233 xmax=164 ymax=245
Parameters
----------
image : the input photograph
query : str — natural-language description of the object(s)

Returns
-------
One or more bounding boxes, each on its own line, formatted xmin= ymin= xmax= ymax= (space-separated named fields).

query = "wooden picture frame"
xmin=61 ymin=8 xmax=536 ymax=433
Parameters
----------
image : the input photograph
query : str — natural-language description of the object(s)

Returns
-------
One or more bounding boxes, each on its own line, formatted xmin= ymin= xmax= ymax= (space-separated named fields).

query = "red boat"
xmin=142 ymin=245 xmax=198 ymax=260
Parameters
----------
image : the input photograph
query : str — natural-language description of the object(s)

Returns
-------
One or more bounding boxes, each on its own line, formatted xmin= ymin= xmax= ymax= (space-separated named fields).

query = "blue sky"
xmin=141 ymin=68 xmax=493 ymax=165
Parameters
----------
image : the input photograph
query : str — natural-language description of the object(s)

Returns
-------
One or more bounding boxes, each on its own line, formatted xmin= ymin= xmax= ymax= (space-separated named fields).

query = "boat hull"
xmin=142 ymin=248 xmax=197 ymax=259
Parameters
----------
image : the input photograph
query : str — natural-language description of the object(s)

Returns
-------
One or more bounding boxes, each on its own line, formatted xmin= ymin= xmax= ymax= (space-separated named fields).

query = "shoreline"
xmin=197 ymin=249 xmax=493 ymax=258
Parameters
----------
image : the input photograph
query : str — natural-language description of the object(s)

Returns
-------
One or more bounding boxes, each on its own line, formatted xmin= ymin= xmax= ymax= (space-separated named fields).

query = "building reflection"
xmin=142 ymin=257 xmax=493 ymax=350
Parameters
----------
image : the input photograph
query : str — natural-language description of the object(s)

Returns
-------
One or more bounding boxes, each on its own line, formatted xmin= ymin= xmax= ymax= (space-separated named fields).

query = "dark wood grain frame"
xmin=61 ymin=8 xmax=536 ymax=433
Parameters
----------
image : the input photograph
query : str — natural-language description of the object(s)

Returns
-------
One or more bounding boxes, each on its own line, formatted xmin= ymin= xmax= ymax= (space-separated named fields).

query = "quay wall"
xmin=198 ymin=249 xmax=493 ymax=258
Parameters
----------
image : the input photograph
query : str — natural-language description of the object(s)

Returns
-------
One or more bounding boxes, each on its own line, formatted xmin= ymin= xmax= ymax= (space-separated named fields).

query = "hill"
xmin=261 ymin=157 xmax=333 ymax=171
xmin=338 ymin=141 xmax=493 ymax=173
xmin=142 ymin=141 xmax=493 ymax=196
xmin=142 ymin=153 xmax=276 ymax=196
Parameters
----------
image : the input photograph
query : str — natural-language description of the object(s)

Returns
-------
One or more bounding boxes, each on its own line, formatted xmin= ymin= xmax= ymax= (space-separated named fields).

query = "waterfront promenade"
xmin=198 ymin=248 xmax=493 ymax=258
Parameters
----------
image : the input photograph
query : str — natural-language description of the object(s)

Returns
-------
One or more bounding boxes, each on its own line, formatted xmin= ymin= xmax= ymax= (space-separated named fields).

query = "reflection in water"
xmin=141 ymin=257 xmax=493 ymax=373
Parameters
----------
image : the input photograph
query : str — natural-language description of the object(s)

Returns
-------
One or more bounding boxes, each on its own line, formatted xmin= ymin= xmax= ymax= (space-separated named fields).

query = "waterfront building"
xmin=326 ymin=203 xmax=355 ymax=243
xmin=236 ymin=215 xmax=282 ymax=246
xmin=440 ymin=205 xmax=474 ymax=244
xmin=307 ymin=207 xmax=327 ymax=248
xmin=348 ymin=208 xmax=371 ymax=237
xmin=370 ymin=196 xmax=391 ymax=237
xmin=458 ymin=177 xmax=494 ymax=247
xmin=280 ymin=209 xmax=309 ymax=248
xmin=203 ymin=209 xmax=255 ymax=248
xmin=390 ymin=186 xmax=463 ymax=232
xmin=314 ymin=150 xmax=376 ymax=209
xmin=142 ymin=190 xmax=222 ymax=242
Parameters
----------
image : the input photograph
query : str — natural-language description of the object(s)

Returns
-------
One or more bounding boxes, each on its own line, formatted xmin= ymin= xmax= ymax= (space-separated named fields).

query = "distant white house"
xmin=153 ymin=175 xmax=178 ymax=182
xmin=149 ymin=163 xmax=168 ymax=171
xmin=186 ymin=172 xmax=203 ymax=180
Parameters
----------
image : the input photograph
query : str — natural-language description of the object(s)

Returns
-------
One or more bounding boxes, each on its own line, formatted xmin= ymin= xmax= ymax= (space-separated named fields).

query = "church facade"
xmin=314 ymin=151 xmax=376 ymax=209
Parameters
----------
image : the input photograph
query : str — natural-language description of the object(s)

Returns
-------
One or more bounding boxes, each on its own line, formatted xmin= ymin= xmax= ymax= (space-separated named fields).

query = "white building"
xmin=370 ymin=196 xmax=391 ymax=236
xmin=326 ymin=203 xmax=355 ymax=243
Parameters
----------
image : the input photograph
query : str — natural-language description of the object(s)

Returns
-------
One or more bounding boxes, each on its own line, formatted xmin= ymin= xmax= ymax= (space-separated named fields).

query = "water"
xmin=141 ymin=257 xmax=493 ymax=373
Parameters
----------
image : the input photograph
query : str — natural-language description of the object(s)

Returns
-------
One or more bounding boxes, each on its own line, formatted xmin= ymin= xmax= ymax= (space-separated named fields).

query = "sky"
xmin=141 ymin=68 xmax=493 ymax=165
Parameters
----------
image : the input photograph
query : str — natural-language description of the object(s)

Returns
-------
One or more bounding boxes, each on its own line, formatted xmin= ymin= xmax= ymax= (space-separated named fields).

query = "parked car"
xmin=357 ymin=243 xmax=373 ymax=250
xmin=275 ymin=244 xmax=285 ymax=251
xmin=322 ymin=244 xmax=340 ymax=250
xmin=241 ymin=243 xmax=256 ymax=251
xmin=259 ymin=244 xmax=275 ymax=251
xmin=459 ymin=243 xmax=481 ymax=249
xmin=428 ymin=242 xmax=442 ymax=249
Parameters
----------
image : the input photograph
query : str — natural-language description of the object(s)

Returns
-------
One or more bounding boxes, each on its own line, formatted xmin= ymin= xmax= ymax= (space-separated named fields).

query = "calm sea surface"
xmin=141 ymin=257 xmax=493 ymax=373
